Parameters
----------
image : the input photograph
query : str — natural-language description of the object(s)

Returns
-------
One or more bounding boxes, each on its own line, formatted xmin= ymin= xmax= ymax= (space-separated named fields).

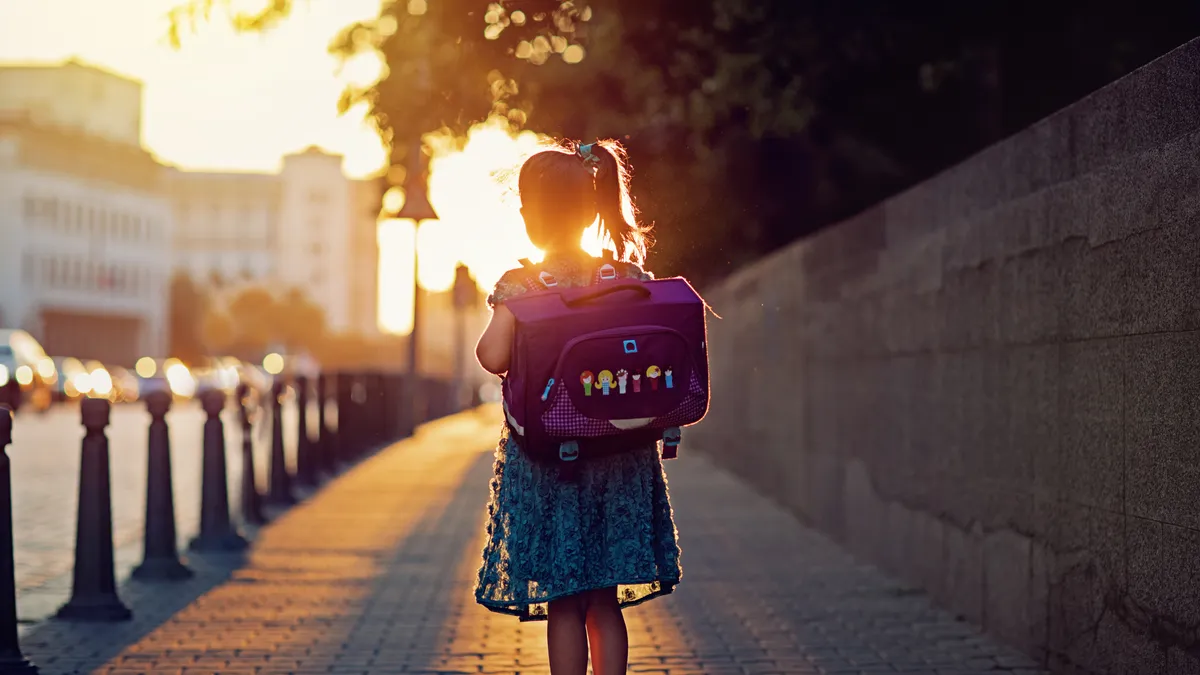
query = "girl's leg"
xmin=584 ymin=587 xmax=628 ymax=675
xmin=548 ymin=594 xmax=589 ymax=675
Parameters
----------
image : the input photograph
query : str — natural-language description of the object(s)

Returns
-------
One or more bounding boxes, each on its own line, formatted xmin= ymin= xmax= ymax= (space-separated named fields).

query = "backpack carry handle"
xmin=563 ymin=280 xmax=651 ymax=307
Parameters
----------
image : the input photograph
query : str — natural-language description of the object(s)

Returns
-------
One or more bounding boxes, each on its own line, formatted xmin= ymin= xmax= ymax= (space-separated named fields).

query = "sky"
xmin=0 ymin=0 xmax=389 ymax=177
xmin=0 ymin=0 xmax=582 ymax=335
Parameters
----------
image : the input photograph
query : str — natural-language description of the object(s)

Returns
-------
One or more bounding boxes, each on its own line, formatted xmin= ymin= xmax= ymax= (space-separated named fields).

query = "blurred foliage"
xmin=170 ymin=0 xmax=1200 ymax=287
xmin=167 ymin=272 xmax=210 ymax=365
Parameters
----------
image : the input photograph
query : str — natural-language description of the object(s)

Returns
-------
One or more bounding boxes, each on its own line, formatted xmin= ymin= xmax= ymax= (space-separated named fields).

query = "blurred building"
xmin=167 ymin=170 xmax=279 ymax=284
xmin=0 ymin=60 xmax=173 ymax=365
xmin=347 ymin=178 xmax=383 ymax=336
xmin=169 ymin=148 xmax=381 ymax=335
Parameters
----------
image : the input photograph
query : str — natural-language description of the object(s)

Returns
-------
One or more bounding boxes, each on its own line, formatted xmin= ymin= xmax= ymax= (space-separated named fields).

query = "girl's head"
xmin=518 ymin=139 xmax=648 ymax=264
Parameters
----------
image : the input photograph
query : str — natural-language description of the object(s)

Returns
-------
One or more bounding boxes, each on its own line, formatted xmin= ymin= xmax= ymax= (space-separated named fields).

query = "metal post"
xmin=189 ymin=389 xmax=247 ymax=552
xmin=265 ymin=378 xmax=295 ymax=506
xmin=131 ymin=390 xmax=191 ymax=581
xmin=56 ymin=398 xmax=131 ymax=622
xmin=237 ymin=384 xmax=265 ymax=526
xmin=316 ymin=374 xmax=333 ymax=474
xmin=0 ymin=407 xmax=36 ymax=672
xmin=294 ymin=375 xmax=316 ymax=487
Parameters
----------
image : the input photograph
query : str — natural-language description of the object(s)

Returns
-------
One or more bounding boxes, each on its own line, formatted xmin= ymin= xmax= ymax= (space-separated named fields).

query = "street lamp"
xmin=393 ymin=141 xmax=438 ymax=429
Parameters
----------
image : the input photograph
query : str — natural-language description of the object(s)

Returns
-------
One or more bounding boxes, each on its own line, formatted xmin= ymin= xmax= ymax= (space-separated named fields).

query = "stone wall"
xmin=687 ymin=38 xmax=1200 ymax=674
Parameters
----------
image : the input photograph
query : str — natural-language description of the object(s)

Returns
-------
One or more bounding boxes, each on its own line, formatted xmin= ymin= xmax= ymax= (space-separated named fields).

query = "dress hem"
xmin=475 ymin=574 xmax=681 ymax=622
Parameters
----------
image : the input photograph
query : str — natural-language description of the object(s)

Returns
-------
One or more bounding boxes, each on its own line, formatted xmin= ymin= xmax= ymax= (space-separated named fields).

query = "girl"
xmin=474 ymin=140 xmax=682 ymax=675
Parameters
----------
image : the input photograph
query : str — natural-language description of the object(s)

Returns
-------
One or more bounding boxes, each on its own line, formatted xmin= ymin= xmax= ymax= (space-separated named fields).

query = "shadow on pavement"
xmin=19 ymin=547 xmax=249 ymax=673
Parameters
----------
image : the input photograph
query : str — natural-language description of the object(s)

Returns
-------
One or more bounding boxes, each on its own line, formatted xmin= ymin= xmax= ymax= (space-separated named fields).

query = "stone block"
xmin=1070 ymin=38 xmax=1200 ymax=177
xmin=1159 ymin=523 xmax=1200 ymax=628
xmin=1055 ymin=339 xmax=1123 ymax=512
xmin=1126 ymin=515 xmax=1162 ymax=617
xmin=1045 ymin=506 xmax=1125 ymax=670
xmin=1124 ymin=332 xmax=1200 ymax=527
xmin=997 ymin=244 xmax=1063 ymax=345
xmin=1005 ymin=344 xmax=1057 ymax=490
xmin=1061 ymin=235 xmax=1127 ymax=341
xmin=982 ymin=529 xmax=1033 ymax=650
xmin=1122 ymin=222 xmax=1200 ymax=335
xmin=939 ymin=521 xmax=984 ymax=625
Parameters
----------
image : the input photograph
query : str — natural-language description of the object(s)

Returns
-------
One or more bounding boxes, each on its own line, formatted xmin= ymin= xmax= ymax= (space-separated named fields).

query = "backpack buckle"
xmin=598 ymin=263 xmax=618 ymax=281
xmin=558 ymin=441 xmax=579 ymax=462
xmin=661 ymin=427 xmax=681 ymax=459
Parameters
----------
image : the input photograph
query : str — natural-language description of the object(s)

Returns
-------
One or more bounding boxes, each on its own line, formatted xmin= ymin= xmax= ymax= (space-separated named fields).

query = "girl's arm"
xmin=475 ymin=304 xmax=515 ymax=374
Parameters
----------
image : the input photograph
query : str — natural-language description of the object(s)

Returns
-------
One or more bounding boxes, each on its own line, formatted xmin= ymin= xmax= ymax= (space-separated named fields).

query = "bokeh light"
xmin=263 ymin=352 xmax=285 ymax=375
xmin=136 ymin=357 xmax=157 ymax=378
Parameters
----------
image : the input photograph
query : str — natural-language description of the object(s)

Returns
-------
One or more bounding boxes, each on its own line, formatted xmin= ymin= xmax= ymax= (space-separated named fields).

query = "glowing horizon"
xmin=0 ymin=1 xmax=607 ymax=338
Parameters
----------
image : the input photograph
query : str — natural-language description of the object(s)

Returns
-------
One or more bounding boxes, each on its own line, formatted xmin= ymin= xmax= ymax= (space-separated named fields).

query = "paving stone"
xmin=15 ymin=406 xmax=1048 ymax=674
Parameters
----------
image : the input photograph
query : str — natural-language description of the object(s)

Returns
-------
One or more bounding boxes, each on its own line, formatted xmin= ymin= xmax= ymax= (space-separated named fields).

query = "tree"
xmin=275 ymin=287 xmax=327 ymax=354
xmin=170 ymin=0 xmax=1200 ymax=287
xmin=167 ymin=272 xmax=209 ymax=364
xmin=201 ymin=310 xmax=236 ymax=353
xmin=226 ymin=286 xmax=278 ymax=354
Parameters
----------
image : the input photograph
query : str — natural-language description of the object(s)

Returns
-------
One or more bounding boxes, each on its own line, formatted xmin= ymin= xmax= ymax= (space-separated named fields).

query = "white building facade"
xmin=170 ymin=148 xmax=380 ymax=335
xmin=0 ymin=62 xmax=173 ymax=365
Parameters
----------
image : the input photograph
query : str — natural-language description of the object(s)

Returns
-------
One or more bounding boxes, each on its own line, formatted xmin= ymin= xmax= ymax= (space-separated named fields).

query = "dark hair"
xmin=517 ymin=139 xmax=649 ymax=265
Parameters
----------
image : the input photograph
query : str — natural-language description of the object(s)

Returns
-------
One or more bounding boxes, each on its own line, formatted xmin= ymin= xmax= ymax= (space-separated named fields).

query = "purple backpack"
xmin=501 ymin=255 xmax=710 ymax=466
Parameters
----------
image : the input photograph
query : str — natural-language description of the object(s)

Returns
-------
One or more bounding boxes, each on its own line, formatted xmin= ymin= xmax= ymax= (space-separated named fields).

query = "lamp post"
xmin=393 ymin=141 xmax=438 ymax=431
xmin=452 ymin=264 xmax=479 ymax=412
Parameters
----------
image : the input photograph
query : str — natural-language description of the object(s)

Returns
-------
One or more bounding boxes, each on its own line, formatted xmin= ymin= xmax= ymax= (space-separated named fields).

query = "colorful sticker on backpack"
xmin=616 ymin=369 xmax=629 ymax=394
xmin=597 ymin=370 xmax=614 ymax=395
xmin=632 ymin=372 xmax=642 ymax=393
xmin=580 ymin=371 xmax=594 ymax=396
xmin=647 ymin=365 xmax=661 ymax=390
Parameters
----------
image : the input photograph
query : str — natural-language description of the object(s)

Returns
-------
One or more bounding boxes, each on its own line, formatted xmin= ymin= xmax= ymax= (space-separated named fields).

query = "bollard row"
xmin=0 ymin=371 xmax=452 ymax=666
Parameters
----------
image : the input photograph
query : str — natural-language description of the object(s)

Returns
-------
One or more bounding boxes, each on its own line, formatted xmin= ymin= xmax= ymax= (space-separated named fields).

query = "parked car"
xmin=108 ymin=366 xmax=140 ymax=403
xmin=134 ymin=357 xmax=196 ymax=401
xmin=0 ymin=329 xmax=53 ymax=414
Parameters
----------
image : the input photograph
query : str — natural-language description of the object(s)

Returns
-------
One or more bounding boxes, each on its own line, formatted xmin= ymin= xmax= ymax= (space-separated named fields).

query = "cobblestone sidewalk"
xmin=21 ymin=405 xmax=1046 ymax=674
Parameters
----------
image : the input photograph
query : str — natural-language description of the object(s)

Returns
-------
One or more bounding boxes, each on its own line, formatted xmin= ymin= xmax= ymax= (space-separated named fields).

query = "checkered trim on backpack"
xmin=652 ymin=370 xmax=707 ymax=427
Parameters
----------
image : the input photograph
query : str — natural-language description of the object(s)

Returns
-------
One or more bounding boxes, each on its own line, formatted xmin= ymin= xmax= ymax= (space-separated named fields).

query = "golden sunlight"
xmin=378 ymin=117 xmax=608 ymax=334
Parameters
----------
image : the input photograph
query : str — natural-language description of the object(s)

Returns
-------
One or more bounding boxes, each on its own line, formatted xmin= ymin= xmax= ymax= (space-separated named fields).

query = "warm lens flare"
xmin=380 ymin=117 xmax=609 ymax=334
xmin=263 ymin=352 xmax=284 ymax=375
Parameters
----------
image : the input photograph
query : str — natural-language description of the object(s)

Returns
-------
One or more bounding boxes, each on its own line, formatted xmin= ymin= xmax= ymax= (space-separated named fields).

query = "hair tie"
xmin=577 ymin=143 xmax=601 ymax=167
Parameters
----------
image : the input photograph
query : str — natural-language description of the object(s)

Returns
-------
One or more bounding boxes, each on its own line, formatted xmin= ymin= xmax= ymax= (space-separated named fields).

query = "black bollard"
xmin=189 ymin=390 xmax=248 ymax=552
xmin=131 ymin=390 xmax=192 ymax=581
xmin=316 ymin=374 xmax=334 ymax=475
xmin=265 ymin=379 xmax=295 ymax=506
xmin=237 ymin=385 xmax=265 ymax=526
xmin=0 ymin=407 xmax=37 ymax=673
xmin=294 ymin=375 xmax=317 ymax=488
xmin=56 ymin=398 xmax=131 ymax=622
xmin=334 ymin=372 xmax=354 ymax=464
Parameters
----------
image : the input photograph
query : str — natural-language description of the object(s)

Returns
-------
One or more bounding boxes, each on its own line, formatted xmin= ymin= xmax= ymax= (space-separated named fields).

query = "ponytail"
xmin=590 ymin=140 xmax=649 ymax=265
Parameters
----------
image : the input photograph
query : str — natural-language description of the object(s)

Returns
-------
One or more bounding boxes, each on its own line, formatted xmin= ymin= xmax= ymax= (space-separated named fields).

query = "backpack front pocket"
xmin=540 ymin=325 xmax=699 ymax=437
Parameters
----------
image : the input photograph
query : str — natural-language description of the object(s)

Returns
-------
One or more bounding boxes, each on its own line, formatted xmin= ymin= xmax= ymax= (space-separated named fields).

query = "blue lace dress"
xmin=474 ymin=255 xmax=683 ymax=621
